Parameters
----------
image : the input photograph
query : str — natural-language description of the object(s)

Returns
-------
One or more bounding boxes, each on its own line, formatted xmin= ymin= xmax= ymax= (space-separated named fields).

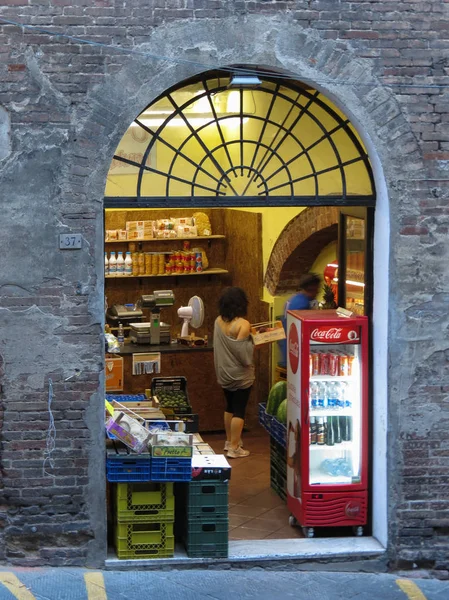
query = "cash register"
xmin=106 ymin=303 xmax=144 ymax=328
xmin=129 ymin=290 xmax=175 ymax=346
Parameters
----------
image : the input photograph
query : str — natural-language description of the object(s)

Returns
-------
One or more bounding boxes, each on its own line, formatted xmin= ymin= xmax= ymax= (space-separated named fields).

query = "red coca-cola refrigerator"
xmin=286 ymin=309 xmax=369 ymax=538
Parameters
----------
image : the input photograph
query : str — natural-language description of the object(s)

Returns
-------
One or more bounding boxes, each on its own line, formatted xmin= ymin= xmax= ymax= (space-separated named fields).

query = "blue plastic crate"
xmin=106 ymin=394 xmax=147 ymax=403
xmin=271 ymin=417 xmax=287 ymax=449
xmin=258 ymin=403 xmax=274 ymax=434
xmin=151 ymin=457 xmax=192 ymax=482
xmin=106 ymin=455 xmax=152 ymax=482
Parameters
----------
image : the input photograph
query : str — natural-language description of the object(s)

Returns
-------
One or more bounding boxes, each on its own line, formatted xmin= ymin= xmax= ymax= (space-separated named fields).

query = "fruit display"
xmin=276 ymin=399 xmax=287 ymax=425
xmin=156 ymin=390 xmax=190 ymax=411
xmin=266 ymin=380 xmax=287 ymax=416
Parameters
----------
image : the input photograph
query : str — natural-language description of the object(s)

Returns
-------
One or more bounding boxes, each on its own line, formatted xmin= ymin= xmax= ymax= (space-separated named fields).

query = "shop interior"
xmin=104 ymin=71 xmax=374 ymax=560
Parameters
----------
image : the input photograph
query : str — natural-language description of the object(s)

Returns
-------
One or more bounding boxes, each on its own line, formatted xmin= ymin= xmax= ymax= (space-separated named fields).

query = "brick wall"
xmin=0 ymin=1 xmax=448 ymax=572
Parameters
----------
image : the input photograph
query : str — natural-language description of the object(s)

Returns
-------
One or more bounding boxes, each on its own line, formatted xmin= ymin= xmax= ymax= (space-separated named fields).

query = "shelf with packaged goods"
xmin=104 ymin=268 xmax=229 ymax=279
xmin=105 ymin=235 xmax=225 ymax=244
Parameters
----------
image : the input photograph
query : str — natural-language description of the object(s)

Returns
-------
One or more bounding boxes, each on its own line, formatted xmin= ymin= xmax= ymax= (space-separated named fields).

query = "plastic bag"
xmin=105 ymin=333 xmax=120 ymax=353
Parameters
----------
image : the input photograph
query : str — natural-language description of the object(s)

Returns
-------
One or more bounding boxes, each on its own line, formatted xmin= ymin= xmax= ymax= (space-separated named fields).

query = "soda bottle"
xmin=326 ymin=416 xmax=335 ymax=446
xmin=317 ymin=418 xmax=325 ymax=445
xmin=341 ymin=416 xmax=353 ymax=442
xmin=317 ymin=382 xmax=326 ymax=410
xmin=310 ymin=417 xmax=317 ymax=445
xmin=333 ymin=413 xmax=342 ymax=443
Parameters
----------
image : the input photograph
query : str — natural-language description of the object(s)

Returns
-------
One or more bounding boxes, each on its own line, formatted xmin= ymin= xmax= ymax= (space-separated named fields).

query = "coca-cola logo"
xmin=345 ymin=501 xmax=361 ymax=518
xmin=311 ymin=326 xmax=360 ymax=344
xmin=289 ymin=324 xmax=299 ymax=374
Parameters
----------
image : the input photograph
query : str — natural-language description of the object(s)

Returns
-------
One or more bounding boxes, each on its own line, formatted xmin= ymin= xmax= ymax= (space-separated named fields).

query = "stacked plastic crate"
xmin=182 ymin=479 xmax=229 ymax=558
xmin=114 ymin=481 xmax=175 ymax=559
xmin=258 ymin=402 xmax=287 ymax=500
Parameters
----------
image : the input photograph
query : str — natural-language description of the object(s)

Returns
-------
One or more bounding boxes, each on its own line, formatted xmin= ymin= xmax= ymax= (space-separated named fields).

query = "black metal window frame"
xmin=104 ymin=70 xmax=376 ymax=209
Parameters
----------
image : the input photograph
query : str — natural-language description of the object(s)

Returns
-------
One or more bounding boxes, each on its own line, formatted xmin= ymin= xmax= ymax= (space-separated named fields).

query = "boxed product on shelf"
xmin=118 ymin=230 xmax=128 ymax=240
xmin=176 ymin=225 xmax=197 ymax=238
xmin=191 ymin=455 xmax=232 ymax=482
xmin=149 ymin=431 xmax=193 ymax=458
xmin=174 ymin=217 xmax=193 ymax=227
xmin=106 ymin=229 xmax=118 ymax=241
xmin=115 ymin=481 xmax=175 ymax=522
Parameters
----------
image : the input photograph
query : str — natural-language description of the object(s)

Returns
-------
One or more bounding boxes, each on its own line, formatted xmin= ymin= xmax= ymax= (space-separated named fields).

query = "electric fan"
xmin=177 ymin=296 xmax=204 ymax=338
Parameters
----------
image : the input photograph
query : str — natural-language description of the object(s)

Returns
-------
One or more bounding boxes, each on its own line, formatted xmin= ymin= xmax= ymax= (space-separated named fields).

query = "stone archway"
xmin=265 ymin=207 xmax=339 ymax=296
xmin=68 ymin=14 xmax=422 ymax=563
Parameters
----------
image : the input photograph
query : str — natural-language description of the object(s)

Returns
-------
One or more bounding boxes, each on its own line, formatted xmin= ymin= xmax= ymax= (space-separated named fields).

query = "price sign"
xmin=59 ymin=233 xmax=82 ymax=250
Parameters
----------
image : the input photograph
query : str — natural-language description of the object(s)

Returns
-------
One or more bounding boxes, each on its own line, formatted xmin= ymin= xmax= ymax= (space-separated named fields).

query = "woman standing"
xmin=214 ymin=287 xmax=254 ymax=459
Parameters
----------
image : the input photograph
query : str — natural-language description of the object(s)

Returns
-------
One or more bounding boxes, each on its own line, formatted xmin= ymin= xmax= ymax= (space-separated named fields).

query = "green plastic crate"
xmin=115 ymin=521 xmax=174 ymax=559
xmin=184 ymin=518 xmax=228 ymax=558
xmin=116 ymin=482 xmax=174 ymax=523
xmin=186 ymin=480 xmax=228 ymax=519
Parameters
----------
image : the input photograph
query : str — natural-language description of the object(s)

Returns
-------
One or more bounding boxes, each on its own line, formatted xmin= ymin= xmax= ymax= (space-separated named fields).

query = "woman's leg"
xmin=229 ymin=387 xmax=252 ymax=451
xmin=223 ymin=389 xmax=233 ymax=444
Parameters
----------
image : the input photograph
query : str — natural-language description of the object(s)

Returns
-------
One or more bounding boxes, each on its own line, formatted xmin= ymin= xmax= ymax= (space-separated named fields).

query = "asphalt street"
xmin=0 ymin=569 xmax=448 ymax=600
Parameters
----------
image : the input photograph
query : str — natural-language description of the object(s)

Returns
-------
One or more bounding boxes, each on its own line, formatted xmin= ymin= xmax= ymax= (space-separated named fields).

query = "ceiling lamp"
xmin=229 ymin=74 xmax=262 ymax=87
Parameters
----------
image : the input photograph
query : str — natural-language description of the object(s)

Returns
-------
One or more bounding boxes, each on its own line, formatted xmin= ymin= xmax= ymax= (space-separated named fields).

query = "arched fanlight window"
xmin=105 ymin=70 xmax=375 ymax=208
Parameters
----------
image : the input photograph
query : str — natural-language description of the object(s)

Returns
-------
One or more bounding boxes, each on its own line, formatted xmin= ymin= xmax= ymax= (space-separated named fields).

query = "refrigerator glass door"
xmin=308 ymin=342 xmax=362 ymax=486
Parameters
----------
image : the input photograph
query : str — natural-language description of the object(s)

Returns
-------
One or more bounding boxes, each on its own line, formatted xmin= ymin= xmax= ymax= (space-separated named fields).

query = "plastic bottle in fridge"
xmin=116 ymin=251 xmax=125 ymax=276
xmin=317 ymin=381 xmax=326 ymax=410
xmin=117 ymin=322 xmax=124 ymax=348
xmin=309 ymin=381 xmax=319 ymax=410
xmin=104 ymin=252 xmax=109 ymax=276
xmin=124 ymin=251 xmax=133 ymax=276
xmin=108 ymin=252 xmax=117 ymax=276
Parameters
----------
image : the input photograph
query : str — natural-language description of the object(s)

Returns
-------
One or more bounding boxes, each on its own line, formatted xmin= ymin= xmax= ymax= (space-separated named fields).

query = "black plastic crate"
xmin=151 ymin=377 xmax=192 ymax=414
xmin=184 ymin=518 xmax=228 ymax=558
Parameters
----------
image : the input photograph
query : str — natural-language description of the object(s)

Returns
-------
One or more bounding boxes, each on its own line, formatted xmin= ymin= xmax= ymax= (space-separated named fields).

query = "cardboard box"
xmin=105 ymin=356 xmax=124 ymax=391
xmin=191 ymin=454 xmax=232 ymax=481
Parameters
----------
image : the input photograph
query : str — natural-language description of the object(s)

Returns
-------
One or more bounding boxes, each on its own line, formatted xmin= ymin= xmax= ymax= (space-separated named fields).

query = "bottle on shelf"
xmin=326 ymin=416 xmax=335 ymax=446
xmin=104 ymin=252 xmax=109 ymax=276
xmin=108 ymin=252 xmax=117 ymax=277
xmin=310 ymin=417 xmax=317 ymax=445
xmin=341 ymin=416 xmax=353 ymax=442
xmin=116 ymin=251 xmax=125 ymax=276
xmin=309 ymin=381 xmax=318 ymax=410
xmin=333 ymin=414 xmax=342 ymax=443
xmin=317 ymin=381 xmax=326 ymax=410
xmin=117 ymin=322 xmax=124 ymax=348
xmin=317 ymin=417 xmax=325 ymax=445
xmin=124 ymin=251 xmax=133 ymax=276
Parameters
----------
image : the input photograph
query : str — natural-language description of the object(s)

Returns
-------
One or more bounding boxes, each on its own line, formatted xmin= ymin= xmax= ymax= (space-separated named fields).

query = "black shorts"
xmin=223 ymin=386 xmax=252 ymax=420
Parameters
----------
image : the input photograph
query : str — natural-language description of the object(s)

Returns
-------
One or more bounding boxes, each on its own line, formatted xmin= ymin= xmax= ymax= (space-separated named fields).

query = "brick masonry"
xmin=0 ymin=2 xmax=447 ymax=574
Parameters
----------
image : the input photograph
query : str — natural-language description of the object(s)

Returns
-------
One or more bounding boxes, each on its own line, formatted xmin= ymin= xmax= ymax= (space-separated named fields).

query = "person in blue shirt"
xmin=284 ymin=273 xmax=322 ymax=314
xmin=278 ymin=273 xmax=322 ymax=366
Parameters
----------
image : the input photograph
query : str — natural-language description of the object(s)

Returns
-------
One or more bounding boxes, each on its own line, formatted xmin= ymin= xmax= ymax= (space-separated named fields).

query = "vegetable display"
xmin=266 ymin=381 xmax=287 ymax=416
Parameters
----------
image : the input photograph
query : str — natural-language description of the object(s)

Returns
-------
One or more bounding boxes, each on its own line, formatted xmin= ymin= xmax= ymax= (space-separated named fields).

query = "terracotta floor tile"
xmin=228 ymin=504 xmax=269 ymax=518
xmin=264 ymin=525 xmax=304 ymax=539
xmin=229 ymin=527 xmax=269 ymax=540
xmin=242 ymin=514 xmax=290 ymax=532
xmin=229 ymin=514 xmax=251 ymax=529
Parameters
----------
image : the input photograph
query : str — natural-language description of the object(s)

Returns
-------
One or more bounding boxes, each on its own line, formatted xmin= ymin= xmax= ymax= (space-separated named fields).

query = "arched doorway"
xmin=103 ymin=66 xmax=384 ymax=555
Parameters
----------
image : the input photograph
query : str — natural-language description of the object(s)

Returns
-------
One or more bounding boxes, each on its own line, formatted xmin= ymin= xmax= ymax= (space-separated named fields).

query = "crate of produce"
xmin=106 ymin=394 xmax=147 ymax=403
xmin=115 ymin=521 xmax=174 ymax=559
xmin=115 ymin=482 xmax=174 ymax=523
xmin=271 ymin=417 xmax=287 ymax=449
xmin=184 ymin=518 xmax=228 ymax=558
xmin=150 ymin=431 xmax=193 ymax=458
xmin=250 ymin=320 xmax=285 ymax=346
xmin=160 ymin=411 xmax=199 ymax=434
xmin=151 ymin=457 xmax=192 ymax=482
xmin=258 ymin=403 xmax=274 ymax=434
xmin=106 ymin=445 xmax=152 ymax=482
xmin=151 ymin=376 xmax=192 ymax=414
xmin=185 ymin=480 xmax=228 ymax=518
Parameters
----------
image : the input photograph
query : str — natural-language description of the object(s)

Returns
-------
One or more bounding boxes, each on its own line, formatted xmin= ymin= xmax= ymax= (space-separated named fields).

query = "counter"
xmin=118 ymin=341 xmax=212 ymax=355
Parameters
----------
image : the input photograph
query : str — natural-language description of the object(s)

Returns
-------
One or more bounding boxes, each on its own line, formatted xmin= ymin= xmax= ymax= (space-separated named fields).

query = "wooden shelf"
xmin=105 ymin=235 xmax=225 ymax=244
xmin=105 ymin=268 xmax=229 ymax=279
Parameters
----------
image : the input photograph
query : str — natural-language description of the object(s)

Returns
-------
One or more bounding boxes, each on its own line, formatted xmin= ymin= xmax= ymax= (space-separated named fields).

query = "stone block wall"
xmin=0 ymin=1 xmax=448 ymax=573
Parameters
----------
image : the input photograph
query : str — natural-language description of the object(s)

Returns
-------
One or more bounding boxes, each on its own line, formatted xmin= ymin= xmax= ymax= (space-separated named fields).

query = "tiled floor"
xmin=202 ymin=430 xmax=304 ymax=541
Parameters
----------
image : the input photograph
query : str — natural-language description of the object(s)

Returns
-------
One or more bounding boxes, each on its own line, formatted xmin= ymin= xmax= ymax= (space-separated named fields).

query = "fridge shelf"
xmin=310 ymin=474 xmax=353 ymax=485
xmin=309 ymin=442 xmax=352 ymax=451
xmin=310 ymin=410 xmax=353 ymax=417
xmin=310 ymin=376 xmax=354 ymax=382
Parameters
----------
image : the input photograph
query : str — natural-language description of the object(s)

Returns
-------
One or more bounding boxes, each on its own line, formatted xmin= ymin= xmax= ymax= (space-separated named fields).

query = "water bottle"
xmin=342 ymin=382 xmax=352 ymax=409
xmin=116 ymin=251 xmax=125 ymax=276
xmin=327 ymin=381 xmax=337 ymax=410
xmin=309 ymin=381 xmax=319 ymax=410
xmin=104 ymin=252 xmax=109 ymax=276
xmin=109 ymin=252 xmax=117 ymax=276
xmin=124 ymin=251 xmax=133 ymax=276
xmin=334 ymin=381 xmax=344 ymax=410
xmin=317 ymin=382 xmax=326 ymax=410
xmin=117 ymin=322 xmax=124 ymax=348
